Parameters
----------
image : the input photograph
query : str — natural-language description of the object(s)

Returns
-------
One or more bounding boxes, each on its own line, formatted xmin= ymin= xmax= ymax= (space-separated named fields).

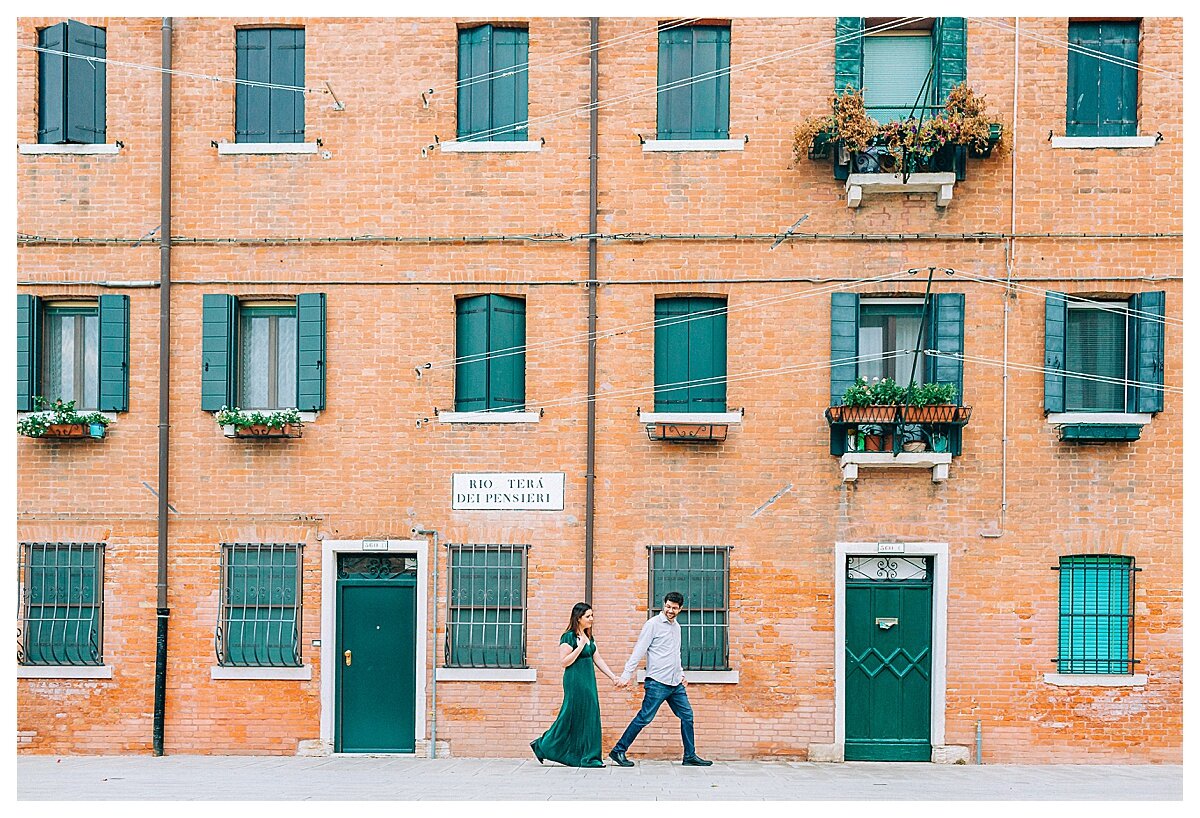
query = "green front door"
xmin=845 ymin=556 xmax=933 ymax=761
xmin=335 ymin=554 xmax=418 ymax=753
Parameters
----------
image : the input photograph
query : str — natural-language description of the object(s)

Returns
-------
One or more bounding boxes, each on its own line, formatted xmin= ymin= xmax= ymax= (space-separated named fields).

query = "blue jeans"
xmin=613 ymin=678 xmax=696 ymax=758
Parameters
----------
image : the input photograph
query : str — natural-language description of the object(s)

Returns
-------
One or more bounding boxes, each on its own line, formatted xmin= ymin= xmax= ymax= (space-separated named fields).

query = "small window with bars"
xmin=445 ymin=544 xmax=528 ymax=668
xmin=217 ymin=543 xmax=303 ymax=667
xmin=19 ymin=542 xmax=105 ymax=666
xmin=1055 ymin=554 xmax=1139 ymax=674
xmin=648 ymin=545 xmax=731 ymax=671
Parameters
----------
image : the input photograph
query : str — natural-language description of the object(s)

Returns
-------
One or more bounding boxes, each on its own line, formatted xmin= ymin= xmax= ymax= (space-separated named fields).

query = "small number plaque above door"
xmin=847 ymin=556 xmax=930 ymax=581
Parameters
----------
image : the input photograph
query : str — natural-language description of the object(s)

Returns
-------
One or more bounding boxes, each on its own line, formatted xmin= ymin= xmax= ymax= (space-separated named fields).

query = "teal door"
xmin=335 ymin=554 xmax=418 ymax=753
xmin=845 ymin=556 xmax=933 ymax=761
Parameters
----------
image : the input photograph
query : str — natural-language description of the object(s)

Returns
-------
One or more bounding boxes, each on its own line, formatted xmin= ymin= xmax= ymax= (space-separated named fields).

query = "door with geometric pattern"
xmin=845 ymin=556 xmax=933 ymax=761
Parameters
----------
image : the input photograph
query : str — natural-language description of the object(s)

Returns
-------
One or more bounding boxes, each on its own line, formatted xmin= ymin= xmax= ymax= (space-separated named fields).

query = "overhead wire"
xmin=929 ymin=350 xmax=1179 ymax=395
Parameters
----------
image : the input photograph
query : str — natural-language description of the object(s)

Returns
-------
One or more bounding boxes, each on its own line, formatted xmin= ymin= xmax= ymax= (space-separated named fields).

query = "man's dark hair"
xmin=664 ymin=591 xmax=685 ymax=606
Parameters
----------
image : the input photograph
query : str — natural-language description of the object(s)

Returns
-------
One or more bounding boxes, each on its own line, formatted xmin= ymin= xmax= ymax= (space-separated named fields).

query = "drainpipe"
xmin=1000 ymin=18 xmax=1020 ymax=524
xmin=152 ymin=16 xmax=173 ymax=758
xmin=584 ymin=17 xmax=599 ymax=602
xmin=414 ymin=528 xmax=440 ymax=758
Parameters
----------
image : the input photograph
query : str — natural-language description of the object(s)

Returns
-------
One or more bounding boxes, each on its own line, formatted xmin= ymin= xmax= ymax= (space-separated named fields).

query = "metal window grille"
xmin=18 ymin=542 xmax=105 ymax=666
xmin=1054 ymin=555 xmax=1139 ymax=674
xmin=445 ymin=544 xmax=528 ymax=668
xmin=216 ymin=543 xmax=303 ymax=667
xmin=647 ymin=545 xmax=731 ymax=671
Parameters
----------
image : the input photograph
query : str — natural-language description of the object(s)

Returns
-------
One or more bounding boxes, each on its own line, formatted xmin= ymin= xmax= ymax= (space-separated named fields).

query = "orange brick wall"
xmin=17 ymin=17 xmax=1181 ymax=762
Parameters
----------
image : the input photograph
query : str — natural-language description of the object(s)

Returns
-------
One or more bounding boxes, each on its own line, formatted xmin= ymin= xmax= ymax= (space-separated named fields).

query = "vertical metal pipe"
xmin=584 ymin=17 xmax=600 ymax=602
xmin=416 ymin=529 xmax=440 ymax=758
xmin=153 ymin=16 xmax=173 ymax=758
xmin=975 ymin=719 xmax=983 ymax=764
xmin=1001 ymin=18 xmax=1020 ymax=522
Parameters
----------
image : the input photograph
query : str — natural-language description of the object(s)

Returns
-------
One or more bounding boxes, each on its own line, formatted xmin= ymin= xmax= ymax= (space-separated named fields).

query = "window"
xmin=648 ymin=546 xmax=730 ymax=671
xmin=201 ymin=293 xmax=326 ymax=412
xmin=835 ymin=18 xmax=967 ymax=113
xmin=1066 ymin=21 xmax=1139 ymax=137
xmin=1056 ymin=555 xmax=1138 ymax=674
xmin=455 ymin=295 xmax=526 ymax=412
xmin=657 ymin=24 xmax=730 ymax=140
xmin=16 ymin=295 xmax=129 ymax=413
xmin=1044 ymin=292 xmax=1164 ymax=414
xmin=654 ymin=297 xmax=727 ymax=412
xmin=457 ymin=25 xmax=528 ymax=141
xmin=217 ymin=543 xmax=303 ymax=667
xmin=235 ymin=28 xmax=305 ymax=143
xmin=37 ymin=20 xmax=106 ymax=145
xmin=19 ymin=543 xmax=104 ymax=666
xmin=445 ymin=544 xmax=528 ymax=668
xmin=857 ymin=300 xmax=927 ymax=387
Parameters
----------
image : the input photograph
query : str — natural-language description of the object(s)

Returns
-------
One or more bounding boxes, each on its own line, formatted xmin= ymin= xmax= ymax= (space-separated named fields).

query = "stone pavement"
xmin=16 ymin=756 xmax=1183 ymax=800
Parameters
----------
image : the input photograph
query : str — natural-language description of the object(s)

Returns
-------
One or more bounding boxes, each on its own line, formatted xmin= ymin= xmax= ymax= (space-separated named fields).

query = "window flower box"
xmin=17 ymin=398 xmax=111 ymax=440
xmin=224 ymin=423 xmax=303 ymax=439
xmin=214 ymin=407 xmax=304 ymax=440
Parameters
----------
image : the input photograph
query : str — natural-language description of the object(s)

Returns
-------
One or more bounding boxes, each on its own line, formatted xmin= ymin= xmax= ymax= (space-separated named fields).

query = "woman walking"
xmin=530 ymin=602 xmax=620 ymax=767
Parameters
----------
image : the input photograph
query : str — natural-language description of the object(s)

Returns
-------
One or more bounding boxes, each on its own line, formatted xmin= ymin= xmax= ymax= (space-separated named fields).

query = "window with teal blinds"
xmin=446 ymin=544 xmax=528 ymax=668
xmin=863 ymin=34 xmax=934 ymax=123
xmin=1065 ymin=306 xmax=1128 ymax=411
xmin=657 ymin=25 xmax=731 ymax=139
xmin=458 ymin=25 xmax=529 ymax=141
xmin=1067 ymin=21 xmax=1139 ymax=137
xmin=1056 ymin=555 xmax=1137 ymax=674
xmin=654 ymin=297 xmax=727 ymax=412
xmin=649 ymin=546 xmax=730 ymax=671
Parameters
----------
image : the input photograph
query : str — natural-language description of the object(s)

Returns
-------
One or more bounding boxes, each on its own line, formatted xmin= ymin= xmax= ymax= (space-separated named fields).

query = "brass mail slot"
xmin=876 ymin=617 xmax=898 ymax=630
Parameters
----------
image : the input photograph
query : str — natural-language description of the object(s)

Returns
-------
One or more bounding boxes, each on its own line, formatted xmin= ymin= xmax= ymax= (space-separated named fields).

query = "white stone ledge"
xmin=840 ymin=452 xmax=953 ymax=483
xmin=210 ymin=665 xmax=312 ymax=681
xmin=637 ymin=411 xmax=743 ymax=425
xmin=435 ymin=667 xmax=536 ymax=682
xmin=642 ymin=138 xmax=744 ymax=152
xmin=846 ymin=172 xmax=956 ymax=208
xmin=18 ymin=665 xmax=113 ymax=679
xmin=18 ymin=143 xmax=122 ymax=155
xmin=441 ymin=141 xmax=542 ymax=153
xmin=437 ymin=411 xmax=540 ymax=424
xmin=636 ymin=670 xmax=739 ymax=684
xmin=1046 ymin=412 xmax=1151 ymax=425
xmin=1051 ymin=136 xmax=1157 ymax=149
xmin=1043 ymin=673 xmax=1147 ymax=687
xmin=216 ymin=142 xmax=318 ymax=155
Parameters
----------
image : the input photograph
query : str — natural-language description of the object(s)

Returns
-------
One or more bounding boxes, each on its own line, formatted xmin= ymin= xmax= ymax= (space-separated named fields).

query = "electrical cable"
xmin=929 ymin=350 xmax=1179 ymax=395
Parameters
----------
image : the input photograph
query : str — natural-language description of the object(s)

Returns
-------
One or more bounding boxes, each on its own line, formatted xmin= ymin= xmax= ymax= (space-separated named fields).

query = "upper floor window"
xmin=857 ymin=299 xmax=927 ymax=386
xmin=657 ymin=24 xmax=730 ymax=140
xmin=1066 ymin=21 xmax=1139 ymax=137
xmin=235 ymin=28 xmax=305 ymax=144
xmin=457 ymin=25 xmax=529 ymax=141
xmin=455 ymin=295 xmax=526 ymax=412
xmin=239 ymin=303 xmax=297 ymax=410
xmin=835 ymin=18 xmax=967 ymax=116
xmin=37 ymin=20 xmax=106 ymax=145
xmin=18 ymin=542 xmax=105 ymax=666
xmin=17 ymin=295 xmax=129 ymax=413
xmin=43 ymin=304 xmax=100 ymax=410
xmin=654 ymin=297 xmax=727 ymax=413
xmin=1056 ymin=555 xmax=1138 ymax=674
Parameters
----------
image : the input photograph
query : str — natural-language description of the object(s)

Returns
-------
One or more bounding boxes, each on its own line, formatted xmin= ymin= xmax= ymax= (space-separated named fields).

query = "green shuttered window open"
xmin=1056 ymin=555 xmax=1137 ymax=674
xmin=235 ymin=28 xmax=305 ymax=143
xmin=455 ymin=295 xmax=526 ymax=412
xmin=218 ymin=543 xmax=303 ymax=667
xmin=19 ymin=543 xmax=105 ymax=666
xmin=654 ymin=297 xmax=727 ymax=412
xmin=1067 ymin=21 xmax=1139 ymax=137
xmin=657 ymin=25 xmax=730 ymax=140
xmin=38 ymin=20 xmax=106 ymax=145
xmin=649 ymin=546 xmax=730 ymax=671
xmin=836 ymin=18 xmax=966 ymax=111
xmin=458 ymin=25 xmax=529 ymax=141
xmin=446 ymin=544 xmax=528 ymax=668
xmin=16 ymin=295 xmax=128 ymax=412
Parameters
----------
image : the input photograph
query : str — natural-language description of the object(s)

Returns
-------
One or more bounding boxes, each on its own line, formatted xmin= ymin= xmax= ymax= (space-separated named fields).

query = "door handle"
xmin=344 ymin=649 xmax=352 ymax=666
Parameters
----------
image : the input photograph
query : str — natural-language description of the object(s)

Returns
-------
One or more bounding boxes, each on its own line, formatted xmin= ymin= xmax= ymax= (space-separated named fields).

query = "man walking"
xmin=609 ymin=591 xmax=713 ymax=767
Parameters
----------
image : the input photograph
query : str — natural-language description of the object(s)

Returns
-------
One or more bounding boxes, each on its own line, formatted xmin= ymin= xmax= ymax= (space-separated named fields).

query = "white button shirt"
xmin=620 ymin=612 xmax=685 ymax=686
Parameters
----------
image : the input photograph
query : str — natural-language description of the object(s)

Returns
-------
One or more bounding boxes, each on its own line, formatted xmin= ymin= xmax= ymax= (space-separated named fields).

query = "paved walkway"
xmin=16 ymin=756 xmax=1183 ymax=800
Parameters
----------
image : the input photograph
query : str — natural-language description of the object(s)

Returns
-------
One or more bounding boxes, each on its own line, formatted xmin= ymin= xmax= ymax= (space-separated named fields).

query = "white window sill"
xmin=18 ymin=410 xmax=117 ymax=421
xmin=216 ymin=142 xmax=319 ymax=155
xmin=1046 ymin=412 xmax=1152 ymax=426
xmin=212 ymin=410 xmax=317 ymax=422
xmin=18 ymin=143 xmax=122 ymax=155
xmin=638 ymin=411 xmax=743 ymax=425
xmin=441 ymin=141 xmax=542 ymax=153
xmin=435 ymin=667 xmax=536 ymax=682
xmin=839 ymin=452 xmax=953 ymax=483
xmin=19 ymin=665 xmax=113 ymax=679
xmin=437 ymin=411 xmax=540 ymax=424
xmin=635 ymin=670 xmax=739 ymax=684
xmin=1043 ymin=673 xmax=1147 ymax=687
xmin=211 ymin=665 xmax=312 ymax=681
xmin=1051 ymin=136 xmax=1157 ymax=150
xmin=642 ymin=138 xmax=744 ymax=153
xmin=846 ymin=172 xmax=956 ymax=208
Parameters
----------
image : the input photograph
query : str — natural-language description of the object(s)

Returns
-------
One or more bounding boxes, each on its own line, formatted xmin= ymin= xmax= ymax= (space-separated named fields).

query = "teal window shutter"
xmin=64 ymin=20 xmax=105 ymax=144
xmin=446 ymin=545 xmax=527 ymax=668
xmin=455 ymin=296 xmax=490 ymax=412
xmin=1067 ymin=22 xmax=1138 ymax=137
xmin=295 ymin=293 xmax=326 ymax=411
xmin=657 ymin=26 xmax=693 ymax=140
xmin=654 ymin=297 xmax=727 ymax=412
xmin=834 ymin=18 xmax=864 ymax=93
xmin=457 ymin=26 xmax=528 ymax=141
xmin=202 ymin=294 xmax=237 ymax=411
xmin=657 ymin=25 xmax=730 ymax=140
xmin=1132 ymin=291 xmax=1165 ymax=413
xmin=926 ymin=293 xmax=964 ymax=400
xmin=37 ymin=24 xmax=67 ymax=144
xmin=863 ymin=34 xmax=934 ymax=122
xmin=97 ymin=294 xmax=129 ymax=412
xmin=1057 ymin=555 xmax=1135 ymax=674
xmin=487 ymin=295 xmax=526 ymax=411
xmin=17 ymin=294 xmax=42 ymax=412
xmin=654 ymin=298 xmax=691 ymax=410
xmin=237 ymin=29 xmax=303 ymax=143
xmin=1044 ymin=292 xmax=1067 ymax=413
xmin=269 ymin=28 xmax=304 ymax=144
xmin=221 ymin=544 xmax=301 ymax=667
xmin=829 ymin=292 xmax=859 ymax=404
xmin=933 ymin=17 xmax=967 ymax=104
xmin=458 ymin=26 xmax=491 ymax=140
xmin=21 ymin=543 xmax=104 ymax=666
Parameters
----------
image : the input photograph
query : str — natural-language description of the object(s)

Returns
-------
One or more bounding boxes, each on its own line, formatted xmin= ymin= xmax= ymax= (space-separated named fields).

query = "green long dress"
xmin=531 ymin=631 xmax=605 ymax=767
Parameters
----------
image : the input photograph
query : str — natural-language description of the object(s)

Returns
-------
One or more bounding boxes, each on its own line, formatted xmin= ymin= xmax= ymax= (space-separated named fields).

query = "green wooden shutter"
xmin=295 ymin=292 xmax=326 ymax=411
xmin=1132 ymin=291 xmax=1165 ymax=413
xmin=830 ymin=292 xmax=860 ymax=404
xmin=37 ymin=23 xmax=67 ymax=144
xmin=687 ymin=297 xmax=727 ymax=411
xmin=490 ymin=28 xmax=528 ymax=141
xmin=1066 ymin=23 xmax=1099 ymax=136
xmin=927 ymin=293 xmax=964 ymax=401
xmin=1044 ymin=292 xmax=1068 ymax=414
xmin=458 ymin=26 xmax=492 ymax=140
xmin=657 ymin=26 xmax=693 ymax=139
xmin=455 ymin=296 xmax=490 ymax=412
xmin=690 ymin=26 xmax=730 ymax=139
xmin=1099 ymin=22 xmax=1138 ymax=137
xmin=64 ymin=20 xmax=105 ymax=144
xmin=202 ymin=294 xmax=237 ymax=411
xmin=17 ymin=294 xmax=42 ymax=411
xmin=269 ymin=28 xmax=304 ymax=143
xmin=487 ymin=295 xmax=525 ymax=411
xmin=97 ymin=294 xmax=129 ymax=412
xmin=235 ymin=29 xmax=271 ymax=142
xmin=654 ymin=298 xmax=691 ymax=411
xmin=933 ymin=17 xmax=967 ymax=104
xmin=834 ymin=18 xmax=864 ymax=93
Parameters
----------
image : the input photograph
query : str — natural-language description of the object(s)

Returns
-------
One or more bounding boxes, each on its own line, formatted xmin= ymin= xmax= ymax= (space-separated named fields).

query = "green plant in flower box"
xmin=214 ymin=406 xmax=303 ymax=430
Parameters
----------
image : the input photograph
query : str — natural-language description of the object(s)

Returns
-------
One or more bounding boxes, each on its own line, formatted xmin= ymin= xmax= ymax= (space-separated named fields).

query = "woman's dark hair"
xmin=567 ymin=602 xmax=593 ymax=638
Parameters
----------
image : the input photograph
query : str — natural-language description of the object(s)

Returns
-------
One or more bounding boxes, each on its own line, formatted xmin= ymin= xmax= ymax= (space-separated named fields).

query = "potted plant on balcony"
xmin=214 ymin=406 xmax=304 ymax=439
xmin=17 ymin=397 xmax=110 ymax=439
